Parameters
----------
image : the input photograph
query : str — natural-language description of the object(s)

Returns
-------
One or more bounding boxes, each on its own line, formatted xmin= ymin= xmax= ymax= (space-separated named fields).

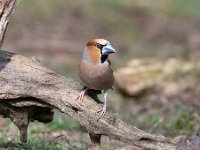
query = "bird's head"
xmin=83 ymin=39 xmax=116 ymax=64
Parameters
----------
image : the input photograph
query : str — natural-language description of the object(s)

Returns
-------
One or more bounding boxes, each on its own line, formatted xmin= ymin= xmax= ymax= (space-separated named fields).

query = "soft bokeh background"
xmin=1 ymin=0 xmax=200 ymax=149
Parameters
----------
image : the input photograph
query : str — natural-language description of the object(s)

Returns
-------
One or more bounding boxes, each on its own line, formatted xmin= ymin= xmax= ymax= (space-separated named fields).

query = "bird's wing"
xmin=107 ymin=59 xmax=114 ymax=90
xmin=107 ymin=59 xmax=113 ymax=73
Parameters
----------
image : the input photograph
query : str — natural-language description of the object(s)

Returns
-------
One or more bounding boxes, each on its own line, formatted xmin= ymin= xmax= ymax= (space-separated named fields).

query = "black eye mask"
xmin=95 ymin=43 xmax=108 ymax=63
xmin=96 ymin=43 xmax=107 ymax=50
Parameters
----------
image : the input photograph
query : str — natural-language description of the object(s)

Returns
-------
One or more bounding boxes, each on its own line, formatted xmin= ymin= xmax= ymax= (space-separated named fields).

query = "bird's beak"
xmin=102 ymin=43 xmax=116 ymax=55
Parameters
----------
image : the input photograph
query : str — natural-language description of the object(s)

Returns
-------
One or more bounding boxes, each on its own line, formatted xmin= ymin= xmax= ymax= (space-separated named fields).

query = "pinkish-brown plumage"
xmin=76 ymin=39 xmax=116 ymax=118
xmin=78 ymin=59 xmax=114 ymax=90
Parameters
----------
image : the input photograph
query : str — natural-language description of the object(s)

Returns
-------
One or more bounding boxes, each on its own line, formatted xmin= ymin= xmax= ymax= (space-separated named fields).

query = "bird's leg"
xmin=97 ymin=90 xmax=108 ymax=118
xmin=76 ymin=88 xmax=88 ymax=103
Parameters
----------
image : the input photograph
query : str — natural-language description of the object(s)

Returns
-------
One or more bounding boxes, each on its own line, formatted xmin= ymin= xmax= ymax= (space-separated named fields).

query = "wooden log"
xmin=0 ymin=98 xmax=54 ymax=143
xmin=0 ymin=50 xmax=177 ymax=149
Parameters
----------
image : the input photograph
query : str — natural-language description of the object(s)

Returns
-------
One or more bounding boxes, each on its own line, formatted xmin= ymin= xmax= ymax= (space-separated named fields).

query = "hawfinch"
xmin=77 ymin=39 xmax=116 ymax=118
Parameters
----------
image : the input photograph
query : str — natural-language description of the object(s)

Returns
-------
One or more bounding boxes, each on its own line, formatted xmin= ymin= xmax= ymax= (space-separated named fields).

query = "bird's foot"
xmin=76 ymin=90 xmax=86 ymax=103
xmin=97 ymin=104 xmax=106 ymax=118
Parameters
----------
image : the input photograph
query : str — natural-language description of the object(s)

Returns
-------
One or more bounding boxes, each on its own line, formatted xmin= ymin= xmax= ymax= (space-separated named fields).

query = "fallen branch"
xmin=0 ymin=50 xmax=177 ymax=149
xmin=0 ymin=98 xmax=54 ymax=143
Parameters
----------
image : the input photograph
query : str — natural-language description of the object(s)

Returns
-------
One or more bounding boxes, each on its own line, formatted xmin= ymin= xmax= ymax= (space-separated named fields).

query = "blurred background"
xmin=1 ymin=0 xmax=200 ymax=149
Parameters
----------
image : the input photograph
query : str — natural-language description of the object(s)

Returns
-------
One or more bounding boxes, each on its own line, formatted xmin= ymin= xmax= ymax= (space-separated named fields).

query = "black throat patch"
xmin=101 ymin=55 xmax=108 ymax=63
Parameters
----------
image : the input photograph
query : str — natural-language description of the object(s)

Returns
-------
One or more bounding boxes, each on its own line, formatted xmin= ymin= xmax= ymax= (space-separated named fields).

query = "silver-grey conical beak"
xmin=102 ymin=43 xmax=116 ymax=55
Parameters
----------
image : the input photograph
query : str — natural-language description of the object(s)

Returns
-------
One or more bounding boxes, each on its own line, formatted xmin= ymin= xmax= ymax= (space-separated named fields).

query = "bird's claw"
xmin=76 ymin=96 xmax=83 ymax=103
xmin=76 ymin=90 xmax=85 ymax=103
xmin=97 ymin=105 xmax=106 ymax=119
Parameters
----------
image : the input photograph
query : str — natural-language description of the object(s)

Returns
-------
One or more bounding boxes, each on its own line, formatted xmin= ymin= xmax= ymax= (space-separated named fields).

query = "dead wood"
xmin=0 ymin=50 xmax=177 ymax=149
xmin=0 ymin=0 xmax=55 ymax=144
xmin=0 ymin=99 xmax=54 ymax=143
xmin=0 ymin=0 xmax=19 ymax=48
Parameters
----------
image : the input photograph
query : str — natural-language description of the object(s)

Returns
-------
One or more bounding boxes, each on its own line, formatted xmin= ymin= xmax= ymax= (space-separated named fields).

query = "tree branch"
xmin=0 ymin=0 xmax=19 ymax=48
xmin=0 ymin=50 xmax=177 ymax=149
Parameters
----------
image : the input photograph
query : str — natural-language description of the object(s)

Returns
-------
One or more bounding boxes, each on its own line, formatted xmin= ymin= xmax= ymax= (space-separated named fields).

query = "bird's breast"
xmin=78 ymin=60 xmax=114 ymax=90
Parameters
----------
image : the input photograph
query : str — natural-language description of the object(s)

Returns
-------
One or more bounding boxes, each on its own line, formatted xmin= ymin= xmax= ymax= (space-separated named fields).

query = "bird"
xmin=76 ymin=38 xmax=116 ymax=118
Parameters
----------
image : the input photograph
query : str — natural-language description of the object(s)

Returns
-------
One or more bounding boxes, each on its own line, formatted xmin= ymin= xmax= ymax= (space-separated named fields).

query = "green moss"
xmin=170 ymin=107 xmax=196 ymax=136
xmin=142 ymin=69 xmax=162 ymax=79
xmin=47 ymin=113 xmax=80 ymax=130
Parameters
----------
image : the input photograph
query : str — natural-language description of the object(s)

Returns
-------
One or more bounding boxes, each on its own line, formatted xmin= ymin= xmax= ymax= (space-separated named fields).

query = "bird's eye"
xmin=95 ymin=43 xmax=101 ymax=49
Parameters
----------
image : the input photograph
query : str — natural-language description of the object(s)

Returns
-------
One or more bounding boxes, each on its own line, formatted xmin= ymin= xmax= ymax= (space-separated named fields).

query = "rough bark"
xmin=0 ymin=1 xmax=55 ymax=144
xmin=0 ymin=50 xmax=177 ymax=149
xmin=0 ymin=100 xmax=54 ymax=143
xmin=0 ymin=0 xmax=19 ymax=48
